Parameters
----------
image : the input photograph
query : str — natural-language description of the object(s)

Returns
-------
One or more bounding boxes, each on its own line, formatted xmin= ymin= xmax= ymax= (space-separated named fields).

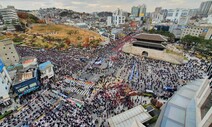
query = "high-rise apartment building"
xmin=151 ymin=7 xmax=165 ymax=23
xmin=0 ymin=6 xmax=19 ymax=24
xmin=0 ymin=59 xmax=12 ymax=105
xmin=130 ymin=4 xmax=146 ymax=20
xmin=112 ymin=8 xmax=126 ymax=26
xmin=139 ymin=4 xmax=146 ymax=20
xmin=107 ymin=16 xmax=112 ymax=26
xmin=0 ymin=39 xmax=20 ymax=66
xmin=199 ymin=1 xmax=212 ymax=16
xmin=131 ymin=6 xmax=140 ymax=17
xmin=155 ymin=7 xmax=162 ymax=13
xmin=166 ymin=8 xmax=189 ymax=23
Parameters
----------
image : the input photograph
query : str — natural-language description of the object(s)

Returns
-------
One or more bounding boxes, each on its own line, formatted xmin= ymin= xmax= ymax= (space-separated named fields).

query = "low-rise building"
xmin=13 ymin=57 xmax=40 ymax=98
xmin=181 ymin=25 xmax=212 ymax=40
xmin=39 ymin=61 xmax=54 ymax=79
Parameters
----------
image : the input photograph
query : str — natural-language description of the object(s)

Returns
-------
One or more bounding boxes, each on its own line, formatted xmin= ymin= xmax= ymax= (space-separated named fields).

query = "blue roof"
xmin=39 ymin=61 xmax=53 ymax=71
xmin=0 ymin=59 xmax=4 ymax=72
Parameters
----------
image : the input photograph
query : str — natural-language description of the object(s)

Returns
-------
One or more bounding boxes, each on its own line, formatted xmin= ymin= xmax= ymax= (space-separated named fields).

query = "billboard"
xmin=13 ymin=77 xmax=40 ymax=97
xmin=0 ymin=59 xmax=4 ymax=72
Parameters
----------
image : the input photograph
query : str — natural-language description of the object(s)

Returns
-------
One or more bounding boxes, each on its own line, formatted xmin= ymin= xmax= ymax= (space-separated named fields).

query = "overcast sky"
xmin=0 ymin=0 xmax=206 ymax=13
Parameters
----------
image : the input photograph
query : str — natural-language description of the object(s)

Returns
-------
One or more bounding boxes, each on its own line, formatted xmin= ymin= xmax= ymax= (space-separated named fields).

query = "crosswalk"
xmin=68 ymin=85 xmax=93 ymax=96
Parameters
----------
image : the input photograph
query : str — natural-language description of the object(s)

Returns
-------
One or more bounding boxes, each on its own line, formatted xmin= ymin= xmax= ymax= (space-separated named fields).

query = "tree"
xmin=181 ymin=35 xmax=201 ymax=49
xmin=65 ymin=38 xmax=71 ymax=45
xmin=77 ymin=36 xmax=82 ymax=40
xmin=17 ymin=12 xmax=28 ymax=19
xmin=13 ymin=36 xmax=24 ymax=42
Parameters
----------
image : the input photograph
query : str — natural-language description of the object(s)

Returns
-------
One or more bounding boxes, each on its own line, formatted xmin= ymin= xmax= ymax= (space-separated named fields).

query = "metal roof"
xmin=156 ymin=79 xmax=205 ymax=127
xmin=39 ymin=61 xmax=53 ymax=71
xmin=108 ymin=105 xmax=152 ymax=127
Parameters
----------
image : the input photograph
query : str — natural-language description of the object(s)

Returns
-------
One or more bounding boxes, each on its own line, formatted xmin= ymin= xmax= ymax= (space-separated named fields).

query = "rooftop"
xmin=155 ymin=79 xmax=205 ymax=127
xmin=39 ymin=61 xmax=53 ymax=71
xmin=134 ymin=33 xmax=167 ymax=42
xmin=108 ymin=105 xmax=152 ymax=127
xmin=133 ymin=41 xmax=165 ymax=50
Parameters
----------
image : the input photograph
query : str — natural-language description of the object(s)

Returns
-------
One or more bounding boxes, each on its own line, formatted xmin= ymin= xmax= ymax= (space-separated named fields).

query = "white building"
xmin=151 ymin=7 xmax=165 ymax=23
xmin=166 ymin=8 xmax=189 ymax=23
xmin=0 ymin=6 xmax=19 ymax=24
xmin=206 ymin=14 xmax=212 ymax=24
xmin=0 ymin=59 xmax=12 ymax=105
xmin=188 ymin=9 xmax=199 ymax=17
xmin=178 ymin=15 xmax=190 ymax=26
xmin=107 ymin=16 xmax=112 ymax=26
xmin=113 ymin=8 xmax=126 ymax=26
xmin=39 ymin=61 xmax=54 ymax=79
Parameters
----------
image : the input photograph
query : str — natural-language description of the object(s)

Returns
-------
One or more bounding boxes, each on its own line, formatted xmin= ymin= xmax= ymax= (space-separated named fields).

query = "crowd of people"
xmin=0 ymin=33 xmax=208 ymax=127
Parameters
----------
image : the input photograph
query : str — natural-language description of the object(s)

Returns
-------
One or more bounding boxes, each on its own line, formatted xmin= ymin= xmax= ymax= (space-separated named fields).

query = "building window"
xmin=3 ymin=47 xmax=5 ymax=49
xmin=11 ymin=52 xmax=13 ymax=53
xmin=9 ymin=47 xmax=11 ymax=49
xmin=7 ymin=58 xmax=9 ymax=60
xmin=5 ymin=53 xmax=7 ymax=55
xmin=200 ymin=93 xmax=212 ymax=119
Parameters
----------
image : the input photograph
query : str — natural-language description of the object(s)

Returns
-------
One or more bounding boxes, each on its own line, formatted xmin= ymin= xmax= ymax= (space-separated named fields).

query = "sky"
xmin=0 ymin=0 xmax=206 ymax=13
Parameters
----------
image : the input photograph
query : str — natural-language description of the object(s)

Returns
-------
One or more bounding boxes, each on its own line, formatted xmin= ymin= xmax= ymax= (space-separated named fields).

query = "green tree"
xmin=181 ymin=35 xmax=201 ymax=49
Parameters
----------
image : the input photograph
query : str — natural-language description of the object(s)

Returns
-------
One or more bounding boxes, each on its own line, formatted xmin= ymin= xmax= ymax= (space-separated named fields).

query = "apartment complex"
xmin=0 ymin=6 xmax=19 ymax=24
xmin=166 ymin=8 xmax=189 ymax=23
xmin=181 ymin=25 xmax=212 ymax=40
xmin=0 ymin=59 xmax=12 ymax=105
xmin=199 ymin=1 xmax=212 ymax=16
xmin=130 ymin=4 xmax=146 ymax=20
xmin=131 ymin=6 xmax=140 ymax=17
xmin=151 ymin=7 xmax=167 ymax=23
xmin=112 ymin=8 xmax=126 ymax=26
xmin=0 ymin=39 xmax=20 ymax=66
xmin=0 ymin=5 xmax=19 ymax=31
xmin=155 ymin=72 xmax=212 ymax=127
